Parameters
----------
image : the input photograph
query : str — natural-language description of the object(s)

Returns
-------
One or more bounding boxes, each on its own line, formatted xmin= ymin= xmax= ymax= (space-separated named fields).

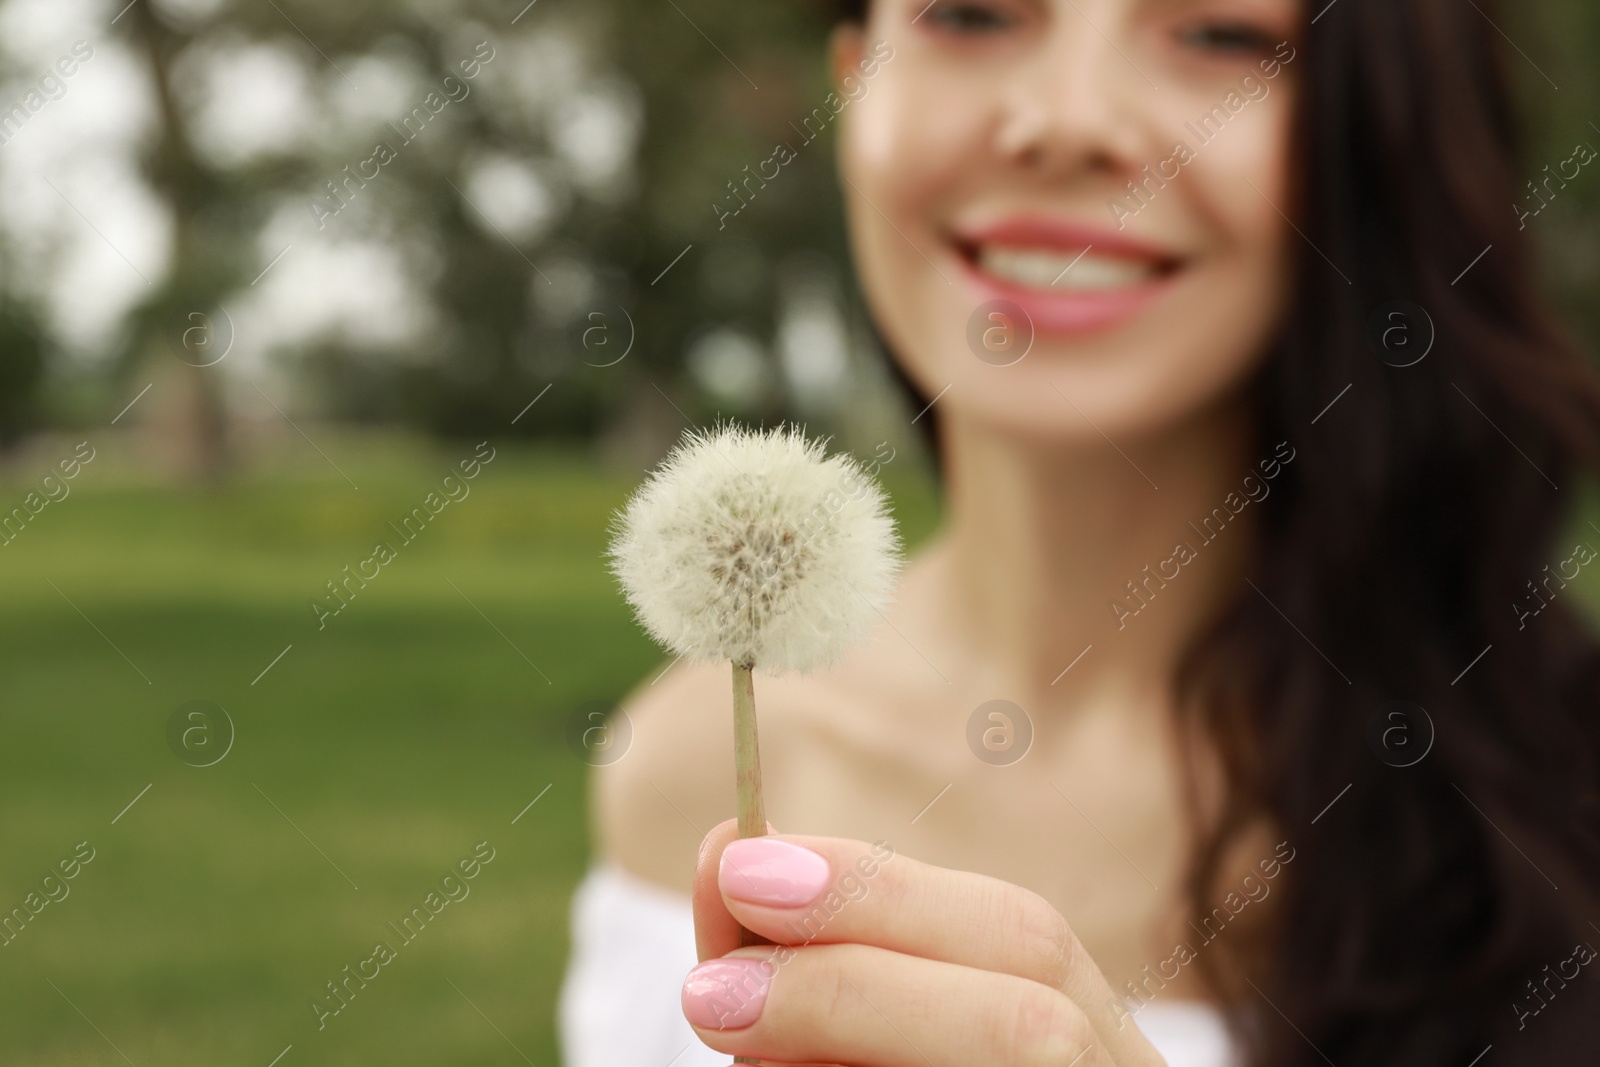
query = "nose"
xmin=991 ymin=2 xmax=1152 ymax=179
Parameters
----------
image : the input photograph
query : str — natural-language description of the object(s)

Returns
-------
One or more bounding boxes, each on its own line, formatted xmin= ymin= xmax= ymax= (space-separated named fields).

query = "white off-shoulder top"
xmin=559 ymin=861 xmax=1240 ymax=1067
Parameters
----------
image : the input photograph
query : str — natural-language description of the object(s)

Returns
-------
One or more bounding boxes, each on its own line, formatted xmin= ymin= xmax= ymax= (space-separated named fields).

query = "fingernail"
xmin=682 ymin=958 xmax=772 ymax=1029
xmin=720 ymin=838 xmax=831 ymax=907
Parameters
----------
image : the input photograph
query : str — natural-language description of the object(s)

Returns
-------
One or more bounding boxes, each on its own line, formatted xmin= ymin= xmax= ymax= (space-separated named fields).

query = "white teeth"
xmin=976 ymin=246 xmax=1157 ymax=291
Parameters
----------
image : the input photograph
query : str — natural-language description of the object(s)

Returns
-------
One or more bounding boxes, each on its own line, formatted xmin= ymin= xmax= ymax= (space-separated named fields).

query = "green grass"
xmin=0 ymin=435 xmax=941 ymax=1067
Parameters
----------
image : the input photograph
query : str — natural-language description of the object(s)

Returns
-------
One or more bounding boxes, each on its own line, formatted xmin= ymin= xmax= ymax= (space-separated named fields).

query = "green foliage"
xmin=75 ymin=0 xmax=855 ymax=445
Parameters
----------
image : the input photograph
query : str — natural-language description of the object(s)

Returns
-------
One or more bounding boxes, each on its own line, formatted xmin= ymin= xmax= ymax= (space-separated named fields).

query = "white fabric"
xmin=559 ymin=861 xmax=1239 ymax=1067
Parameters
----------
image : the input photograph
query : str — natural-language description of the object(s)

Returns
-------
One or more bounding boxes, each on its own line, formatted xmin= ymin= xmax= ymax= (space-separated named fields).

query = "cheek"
xmin=1173 ymin=97 xmax=1297 ymax=356
xmin=839 ymin=70 xmax=990 ymax=396
xmin=1183 ymin=92 xmax=1295 ymax=245
xmin=841 ymin=59 xmax=989 ymax=235
xmin=1093 ymin=102 xmax=1294 ymax=435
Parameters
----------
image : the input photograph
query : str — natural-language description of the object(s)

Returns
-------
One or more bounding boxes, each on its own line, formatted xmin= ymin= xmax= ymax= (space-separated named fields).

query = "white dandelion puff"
xmin=607 ymin=422 xmax=903 ymax=675
xmin=606 ymin=421 xmax=903 ymax=873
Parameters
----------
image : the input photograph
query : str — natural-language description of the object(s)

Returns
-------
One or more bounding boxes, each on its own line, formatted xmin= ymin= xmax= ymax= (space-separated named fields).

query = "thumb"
xmin=692 ymin=817 xmax=778 ymax=962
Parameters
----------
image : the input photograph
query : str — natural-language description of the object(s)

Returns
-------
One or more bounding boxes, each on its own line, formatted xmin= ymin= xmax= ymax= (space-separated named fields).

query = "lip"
xmin=949 ymin=216 xmax=1185 ymax=336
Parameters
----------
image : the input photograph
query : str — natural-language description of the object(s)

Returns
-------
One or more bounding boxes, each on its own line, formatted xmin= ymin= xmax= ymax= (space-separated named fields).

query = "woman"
xmin=561 ymin=0 xmax=1600 ymax=1063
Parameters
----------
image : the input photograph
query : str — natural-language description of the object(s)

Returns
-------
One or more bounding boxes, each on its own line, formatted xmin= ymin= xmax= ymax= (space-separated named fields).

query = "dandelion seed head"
xmin=608 ymin=422 xmax=903 ymax=674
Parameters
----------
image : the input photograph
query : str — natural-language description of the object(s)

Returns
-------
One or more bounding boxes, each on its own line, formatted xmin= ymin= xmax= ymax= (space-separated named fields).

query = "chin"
xmin=935 ymin=358 xmax=1247 ymax=448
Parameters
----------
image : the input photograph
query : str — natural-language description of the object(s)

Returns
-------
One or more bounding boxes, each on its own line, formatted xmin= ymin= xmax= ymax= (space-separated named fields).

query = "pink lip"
xmin=949 ymin=217 xmax=1185 ymax=336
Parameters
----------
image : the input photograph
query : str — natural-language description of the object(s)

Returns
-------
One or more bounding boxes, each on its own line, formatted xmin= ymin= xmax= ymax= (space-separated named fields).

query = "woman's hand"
xmin=682 ymin=818 xmax=1169 ymax=1067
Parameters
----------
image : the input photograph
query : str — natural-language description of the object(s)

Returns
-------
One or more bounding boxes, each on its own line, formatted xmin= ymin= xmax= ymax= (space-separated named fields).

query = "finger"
xmin=693 ymin=818 xmax=743 ymax=962
xmin=682 ymin=942 xmax=1115 ymax=1067
xmin=712 ymin=834 xmax=1162 ymax=1065
xmin=692 ymin=817 xmax=780 ymax=962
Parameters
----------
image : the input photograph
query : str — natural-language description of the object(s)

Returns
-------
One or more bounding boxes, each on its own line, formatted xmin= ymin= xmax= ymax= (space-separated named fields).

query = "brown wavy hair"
xmin=824 ymin=0 xmax=1600 ymax=1061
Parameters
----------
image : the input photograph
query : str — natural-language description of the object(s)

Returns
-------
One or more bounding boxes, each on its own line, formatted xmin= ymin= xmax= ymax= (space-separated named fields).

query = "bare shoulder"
xmin=588 ymin=656 xmax=865 ymax=893
xmin=590 ymin=659 xmax=739 ymax=894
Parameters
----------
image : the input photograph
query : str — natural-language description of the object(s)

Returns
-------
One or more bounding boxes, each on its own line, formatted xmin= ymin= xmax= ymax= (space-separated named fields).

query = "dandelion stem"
xmin=731 ymin=661 xmax=766 ymax=841
xmin=731 ymin=657 xmax=770 ymax=1051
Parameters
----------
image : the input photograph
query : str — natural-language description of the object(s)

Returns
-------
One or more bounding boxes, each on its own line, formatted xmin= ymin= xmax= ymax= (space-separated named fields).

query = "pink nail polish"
xmin=720 ymin=838 xmax=831 ymax=907
xmin=682 ymin=958 xmax=772 ymax=1029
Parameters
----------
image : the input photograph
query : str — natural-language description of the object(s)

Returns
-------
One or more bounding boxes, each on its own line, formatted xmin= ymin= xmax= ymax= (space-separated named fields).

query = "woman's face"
xmin=834 ymin=0 xmax=1302 ymax=444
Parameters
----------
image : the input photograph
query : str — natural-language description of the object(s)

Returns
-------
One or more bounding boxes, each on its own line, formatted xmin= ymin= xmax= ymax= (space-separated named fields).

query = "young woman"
xmin=561 ymin=0 xmax=1600 ymax=1064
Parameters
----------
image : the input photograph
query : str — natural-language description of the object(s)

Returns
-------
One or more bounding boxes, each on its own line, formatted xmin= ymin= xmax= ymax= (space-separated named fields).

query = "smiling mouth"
xmin=961 ymin=242 xmax=1183 ymax=293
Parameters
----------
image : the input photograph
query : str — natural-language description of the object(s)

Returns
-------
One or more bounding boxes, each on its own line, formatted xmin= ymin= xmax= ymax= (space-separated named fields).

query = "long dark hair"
xmin=828 ymin=0 xmax=1600 ymax=1062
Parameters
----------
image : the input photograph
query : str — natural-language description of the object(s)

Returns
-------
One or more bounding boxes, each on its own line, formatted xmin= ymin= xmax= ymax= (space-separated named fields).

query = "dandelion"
xmin=607 ymin=422 xmax=902 ymax=846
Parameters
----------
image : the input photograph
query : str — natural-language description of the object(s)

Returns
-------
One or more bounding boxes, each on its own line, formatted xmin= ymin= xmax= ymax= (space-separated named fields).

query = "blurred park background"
xmin=0 ymin=0 xmax=1597 ymax=1063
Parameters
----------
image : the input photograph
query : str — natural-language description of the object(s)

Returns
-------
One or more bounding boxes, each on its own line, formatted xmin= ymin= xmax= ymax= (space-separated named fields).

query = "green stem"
xmin=731 ymin=660 xmax=766 ymax=1067
xmin=731 ymin=660 xmax=766 ymax=841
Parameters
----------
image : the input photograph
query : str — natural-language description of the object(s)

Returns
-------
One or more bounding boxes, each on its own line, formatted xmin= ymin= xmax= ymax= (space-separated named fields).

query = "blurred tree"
xmin=94 ymin=0 xmax=851 ymax=467
xmin=117 ymin=0 xmax=244 ymax=479
xmin=0 ymin=302 xmax=45 ymax=449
